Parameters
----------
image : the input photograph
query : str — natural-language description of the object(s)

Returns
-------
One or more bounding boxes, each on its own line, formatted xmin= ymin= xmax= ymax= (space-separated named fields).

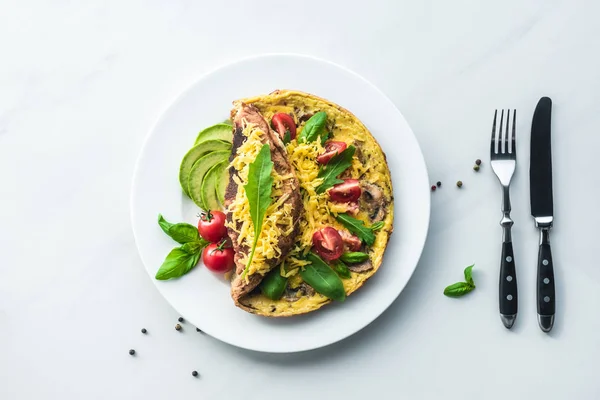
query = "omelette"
xmin=225 ymin=90 xmax=394 ymax=317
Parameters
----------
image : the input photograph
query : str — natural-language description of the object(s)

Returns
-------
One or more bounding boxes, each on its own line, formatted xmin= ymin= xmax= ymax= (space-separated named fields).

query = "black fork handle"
xmin=499 ymin=241 xmax=518 ymax=327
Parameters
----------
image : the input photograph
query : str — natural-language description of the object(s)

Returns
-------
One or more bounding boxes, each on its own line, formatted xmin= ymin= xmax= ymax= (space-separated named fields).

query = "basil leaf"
xmin=320 ymin=131 xmax=331 ymax=146
xmin=371 ymin=221 xmax=384 ymax=231
xmin=260 ymin=268 xmax=288 ymax=300
xmin=316 ymin=146 xmax=355 ymax=194
xmin=158 ymin=214 xmax=202 ymax=244
xmin=443 ymin=282 xmax=475 ymax=297
xmin=300 ymin=253 xmax=346 ymax=301
xmin=335 ymin=213 xmax=379 ymax=246
xmin=155 ymin=244 xmax=201 ymax=280
xmin=283 ymin=130 xmax=291 ymax=145
xmin=464 ymin=265 xmax=475 ymax=286
xmin=158 ymin=214 xmax=174 ymax=234
xmin=340 ymin=252 xmax=369 ymax=264
xmin=298 ymin=111 xmax=327 ymax=143
xmin=332 ymin=260 xmax=351 ymax=279
xmin=242 ymin=144 xmax=274 ymax=278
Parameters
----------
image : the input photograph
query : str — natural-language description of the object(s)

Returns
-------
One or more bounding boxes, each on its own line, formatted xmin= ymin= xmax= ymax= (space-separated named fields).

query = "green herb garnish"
xmin=260 ymin=268 xmax=288 ymax=300
xmin=315 ymin=145 xmax=355 ymax=194
xmin=300 ymin=253 xmax=346 ymax=301
xmin=335 ymin=213 xmax=381 ymax=246
xmin=331 ymin=260 xmax=352 ymax=279
xmin=155 ymin=214 xmax=209 ymax=280
xmin=155 ymin=243 xmax=202 ymax=280
xmin=158 ymin=214 xmax=204 ymax=244
xmin=283 ymin=130 xmax=292 ymax=145
xmin=298 ymin=112 xmax=327 ymax=143
xmin=443 ymin=265 xmax=476 ymax=297
xmin=242 ymin=144 xmax=274 ymax=278
xmin=340 ymin=252 xmax=369 ymax=264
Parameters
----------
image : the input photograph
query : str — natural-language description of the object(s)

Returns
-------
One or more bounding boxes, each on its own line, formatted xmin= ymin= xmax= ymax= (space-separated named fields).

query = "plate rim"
xmin=130 ymin=53 xmax=430 ymax=353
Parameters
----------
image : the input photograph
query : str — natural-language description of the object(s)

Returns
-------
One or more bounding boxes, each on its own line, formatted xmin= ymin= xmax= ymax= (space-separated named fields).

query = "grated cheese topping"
xmin=225 ymin=122 xmax=295 ymax=277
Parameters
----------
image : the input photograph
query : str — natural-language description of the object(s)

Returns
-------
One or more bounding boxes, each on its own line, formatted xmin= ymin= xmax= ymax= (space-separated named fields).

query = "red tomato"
xmin=328 ymin=179 xmax=362 ymax=203
xmin=202 ymin=241 xmax=234 ymax=273
xmin=198 ymin=210 xmax=227 ymax=243
xmin=317 ymin=141 xmax=347 ymax=164
xmin=312 ymin=227 xmax=344 ymax=261
xmin=271 ymin=113 xmax=297 ymax=141
xmin=338 ymin=230 xmax=362 ymax=251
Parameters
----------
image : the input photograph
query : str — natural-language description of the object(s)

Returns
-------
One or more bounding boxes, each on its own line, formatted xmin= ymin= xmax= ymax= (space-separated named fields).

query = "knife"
xmin=530 ymin=96 xmax=555 ymax=332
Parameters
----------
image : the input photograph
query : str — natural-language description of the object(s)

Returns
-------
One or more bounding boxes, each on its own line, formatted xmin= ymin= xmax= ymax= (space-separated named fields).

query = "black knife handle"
xmin=499 ymin=241 xmax=518 ymax=322
xmin=537 ymin=228 xmax=555 ymax=332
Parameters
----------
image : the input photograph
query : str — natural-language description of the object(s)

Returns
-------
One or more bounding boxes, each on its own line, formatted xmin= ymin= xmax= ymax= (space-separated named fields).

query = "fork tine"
xmin=511 ymin=109 xmax=516 ymax=154
xmin=491 ymin=109 xmax=498 ymax=154
xmin=505 ymin=109 xmax=511 ymax=154
xmin=499 ymin=109 xmax=505 ymax=153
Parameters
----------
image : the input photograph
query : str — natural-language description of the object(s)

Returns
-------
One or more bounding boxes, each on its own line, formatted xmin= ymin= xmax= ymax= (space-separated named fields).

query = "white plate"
xmin=131 ymin=54 xmax=430 ymax=353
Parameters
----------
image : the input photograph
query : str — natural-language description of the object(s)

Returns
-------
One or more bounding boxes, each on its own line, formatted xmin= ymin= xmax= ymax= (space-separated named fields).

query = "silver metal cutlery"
xmin=490 ymin=109 xmax=518 ymax=329
xmin=530 ymin=97 xmax=555 ymax=333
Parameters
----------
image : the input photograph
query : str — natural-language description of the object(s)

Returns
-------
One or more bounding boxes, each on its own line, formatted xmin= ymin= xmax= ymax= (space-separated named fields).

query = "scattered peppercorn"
xmin=141 ymin=328 xmax=147 ymax=334
xmin=473 ymin=165 xmax=480 ymax=171
xmin=175 ymin=324 xmax=182 ymax=331
xmin=457 ymin=180 xmax=463 ymax=188
xmin=129 ymin=349 xmax=136 ymax=356
xmin=192 ymin=371 xmax=199 ymax=377
xmin=431 ymin=185 xmax=436 ymax=192
xmin=196 ymin=328 xmax=202 ymax=333
xmin=436 ymin=181 xmax=441 ymax=187
xmin=475 ymin=159 xmax=482 ymax=166
xmin=178 ymin=317 xmax=184 ymax=323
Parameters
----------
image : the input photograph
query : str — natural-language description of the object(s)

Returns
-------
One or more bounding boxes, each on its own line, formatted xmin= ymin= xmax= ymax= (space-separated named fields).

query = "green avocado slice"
xmin=194 ymin=123 xmax=233 ymax=145
xmin=216 ymin=162 xmax=230 ymax=205
xmin=201 ymin=161 xmax=227 ymax=211
xmin=179 ymin=140 xmax=231 ymax=197
xmin=187 ymin=151 xmax=230 ymax=208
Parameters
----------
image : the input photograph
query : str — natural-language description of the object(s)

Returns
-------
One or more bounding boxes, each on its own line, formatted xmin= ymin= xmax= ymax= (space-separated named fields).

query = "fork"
xmin=490 ymin=109 xmax=518 ymax=329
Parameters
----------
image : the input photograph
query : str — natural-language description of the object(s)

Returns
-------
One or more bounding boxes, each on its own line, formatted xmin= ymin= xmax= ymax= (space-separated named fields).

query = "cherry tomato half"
xmin=312 ymin=227 xmax=344 ymax=261
xmin=202 ymin=241 xmax=235 ymax=273
xmin=198 ymin=210 xmax=227 ymax=243
xmin=328 ymin=179 xmax=362 ymax=203
xmin=271 ymin=113 xmax=297 ymax=141
xmin=338 ymin=229 xmax=362 ymax=251
xmin=317 ymin=141 xmax=347 ymax=164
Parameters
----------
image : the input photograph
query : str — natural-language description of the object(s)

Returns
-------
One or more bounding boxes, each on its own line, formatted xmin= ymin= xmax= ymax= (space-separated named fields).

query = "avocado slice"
xmin=201 ymin=161 xmax=227 ymax=211
xmin=216 ymin=162 xmax=230 ymax=205
xmin=188 ymin=151 xmax=230 ymax=208
xmin=179 ymin=140 xmax=231 ymax=197
xmin=194 ymin=124 xmax=233 ymax=145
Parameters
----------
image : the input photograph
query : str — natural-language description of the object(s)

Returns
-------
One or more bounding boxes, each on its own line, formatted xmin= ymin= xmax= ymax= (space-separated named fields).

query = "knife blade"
xmin=530 ymin=96 xmax=555 ymax=332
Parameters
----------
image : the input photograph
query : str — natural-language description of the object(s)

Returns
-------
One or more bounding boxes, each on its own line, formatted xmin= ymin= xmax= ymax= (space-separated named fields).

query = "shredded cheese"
xmin=225 ymin=122 xmax=295 ymax=278
xmin=282 ymin=138 xmax=349 ymax=271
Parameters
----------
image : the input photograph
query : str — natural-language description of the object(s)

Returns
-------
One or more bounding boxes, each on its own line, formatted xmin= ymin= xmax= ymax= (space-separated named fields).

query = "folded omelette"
xmin=225 ymin=90 xmax=393 ymax=317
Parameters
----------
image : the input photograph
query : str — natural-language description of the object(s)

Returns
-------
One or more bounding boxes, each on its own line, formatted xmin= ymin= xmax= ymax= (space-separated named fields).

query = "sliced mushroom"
xmin=295 ymin=108 xmax=314 ymax=123
xmin=347 ymin=259 xmax=373 ymax=273
xmin=283 ymin=282 xmax=315 ymax=302
xmin=360 ymin=182 xmax=387 ymax=222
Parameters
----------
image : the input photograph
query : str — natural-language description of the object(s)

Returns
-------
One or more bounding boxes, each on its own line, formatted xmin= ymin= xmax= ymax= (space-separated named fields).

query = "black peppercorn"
xmin=192 ymin=371 xmax=199 ymax=377
xmin=196 ymin=328 xmax=202 ymax=332
xmin=475 ymin=159 xmax=482 ymax=166
xmin=129 ymin=349 xmax=135 ymax=355
xmin=436 ymin=181 xmax=441 ymax=187
xmin=141 ymin=328 xmax=147 ymax=334
xmin=178 ymin=317 xmax=184 ymax=323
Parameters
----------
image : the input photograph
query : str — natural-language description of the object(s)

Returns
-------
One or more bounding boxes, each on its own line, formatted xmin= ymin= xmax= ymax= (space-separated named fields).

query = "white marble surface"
xmin=1 ymin=0 xmax=599 ymax=398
